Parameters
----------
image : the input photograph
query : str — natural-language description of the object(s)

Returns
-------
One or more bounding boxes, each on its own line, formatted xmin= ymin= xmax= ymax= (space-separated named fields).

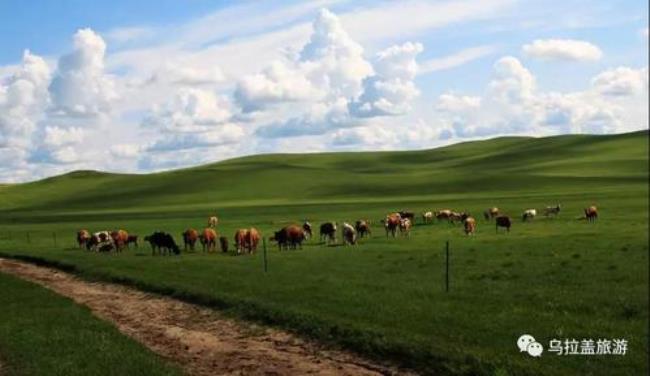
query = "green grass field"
xmin=0 ymin=130 xmax=647 ymax=375
xmin=0 ymin=272 xmax=181 ymax=376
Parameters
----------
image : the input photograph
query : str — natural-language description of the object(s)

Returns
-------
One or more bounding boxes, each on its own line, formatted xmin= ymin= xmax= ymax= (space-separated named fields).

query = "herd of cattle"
xmin=75 ymin=206 xmax=599 ymax=254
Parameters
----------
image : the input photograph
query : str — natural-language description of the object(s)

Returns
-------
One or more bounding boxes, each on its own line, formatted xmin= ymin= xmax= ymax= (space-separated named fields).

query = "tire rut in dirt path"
xmin=0 ymin=258 xmax=413 ymax=376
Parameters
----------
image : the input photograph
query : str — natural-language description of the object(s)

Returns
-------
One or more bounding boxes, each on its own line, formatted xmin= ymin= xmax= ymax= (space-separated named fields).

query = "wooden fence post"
xmin=263 ymin=237 xmax=268 ymax=273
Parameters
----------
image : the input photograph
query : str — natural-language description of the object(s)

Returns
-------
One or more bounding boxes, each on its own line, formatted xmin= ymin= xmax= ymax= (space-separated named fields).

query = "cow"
xmin=207 ymin=216 xmax=219 ymax=228
xmin=463 ymin=216 xmax=476 ymax=235
xmin=219 ymin=236 xmax=229 ymax=253
xmin=384 ymin=213 xmax=401 ymax=238
xmin=435 ymin=209 xmax=453 ymax=221
xmin=272 ymin=225 xmax=305 ymax=250
xmin=320 ymin=222 xmax=337 ymax=244
xmin=449 ymin=211 xmax=466 ymax=223
xmin=87 ymin=231 xmax=114 ymax=252
xmin=495 ymin=216 xmax=512 ymax=233
xmin=111 ymin=230 xmax=129 ymax=252
xmin=355 ymin=220 xmax=371 ymax=238
xmin=544 ymin=204 xmax=561 ymax=217
xmin=235 ymin=229 xmax=247 ymax=254
xmin=522 ymin=209 xmax=537 ymax=222
xmin=200 ymin=228 xmax=218 ymax=252
xmin=484 ymin=207 xmax=500 ymax=221
xmin=302 ymin=222 xmax=313 ymax=240
xmin=399 ymin=218 xmax=412 ymax=237
xmin=126 ymin=235 xmax=138 ymax=248
xmin=422 ymin=211 xmax=433 ymax=224
xmin=76 ymin=229 xmax=91 ymax=249
xmin=585 ymin=206 xmax=598 ymax=222
xmin=342 ymin=223 xmax=357 ymax=245
xmin=398 ymin=211 xmax=415 ymax=222
xmin=182 ymin=228 xmax=199 ymax=251
xmin=144 ymin=232 xmax=180 ymax=255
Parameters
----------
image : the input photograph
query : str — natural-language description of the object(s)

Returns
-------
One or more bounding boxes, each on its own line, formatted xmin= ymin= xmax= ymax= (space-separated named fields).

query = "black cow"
xmin=144 ymin=232 xmax=181 ymax=255
xmin=319 ymin=222 xmax=337 ymax=244
xmin=495 ymin=216 xmax=512 ymax=233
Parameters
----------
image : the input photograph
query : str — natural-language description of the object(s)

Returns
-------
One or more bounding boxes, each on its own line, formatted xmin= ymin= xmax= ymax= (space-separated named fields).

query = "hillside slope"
xmin=0 ymin=130 xmax=647 ymax=213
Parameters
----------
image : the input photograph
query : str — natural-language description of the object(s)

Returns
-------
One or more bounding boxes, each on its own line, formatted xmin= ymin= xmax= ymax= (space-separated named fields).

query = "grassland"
xmin=0 ymin=130 xmax=647 ymax=375
xmin=0 ymin=272 xmax=181 ymax=376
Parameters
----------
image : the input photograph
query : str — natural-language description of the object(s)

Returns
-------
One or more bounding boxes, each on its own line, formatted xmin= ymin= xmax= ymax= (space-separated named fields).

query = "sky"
xmin=0 ymin=0 xmax=648 ymax=183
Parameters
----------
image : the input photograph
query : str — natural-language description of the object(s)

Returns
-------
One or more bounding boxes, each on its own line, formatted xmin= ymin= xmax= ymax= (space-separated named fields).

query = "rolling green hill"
xmin=1 ymin=130 xmax=647 ymax=215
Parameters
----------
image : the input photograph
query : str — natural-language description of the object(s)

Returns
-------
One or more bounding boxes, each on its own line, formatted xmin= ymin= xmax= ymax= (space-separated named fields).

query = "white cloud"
xmin=49 ymin=28 xmax=117 ymax=117
xmin=349 ymin=42 xmax=423 ymax=117
xmin=110 ymin=143 xmax=142 ymax=158
xmin=435 ymin=56 xmax=648 ymax=138
xmin=522 ymin=39 xmax=603 ymax=61
xmin=591 ymin=66 xmax=648 ymax=96
xmin=419 ymin=45 xmax=497 ymax=73
xmin=43 ymin=126 xmax=84 ymax=147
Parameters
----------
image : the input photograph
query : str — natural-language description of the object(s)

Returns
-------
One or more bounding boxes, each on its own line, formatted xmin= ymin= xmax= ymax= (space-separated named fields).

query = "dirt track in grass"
xmin=0 ymin=258 xmax=411 ymax=376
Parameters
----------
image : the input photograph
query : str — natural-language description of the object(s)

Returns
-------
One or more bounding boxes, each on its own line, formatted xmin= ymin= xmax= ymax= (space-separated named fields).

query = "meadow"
xmin=0 ymin=272 xmax=181 ymax=376
xmin=0 ymin=131 xmax=647 ymax=375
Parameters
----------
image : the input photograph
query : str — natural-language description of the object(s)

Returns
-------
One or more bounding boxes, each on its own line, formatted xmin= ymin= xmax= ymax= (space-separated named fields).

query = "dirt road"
xmin=0 ymin=258 xmax=410 ymax=376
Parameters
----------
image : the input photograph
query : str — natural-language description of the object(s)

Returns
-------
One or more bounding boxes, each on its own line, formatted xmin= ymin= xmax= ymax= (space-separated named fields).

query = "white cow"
xmin=522 ymin=209 xmax=537 ymax=222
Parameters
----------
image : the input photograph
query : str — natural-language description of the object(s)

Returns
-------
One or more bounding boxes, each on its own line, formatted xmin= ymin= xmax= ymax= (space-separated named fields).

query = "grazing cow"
xmin=544 ymin=204 xmax=561 ymax=217
xmin=384 ymin=213 xmax=401 ymax=238
xmin=144 ymin=232 xmax=180 ymax=255
xmin=126 ymin=235 xmax=138 ymax=248
xmin=319 ymin=222 xmax=337 ymax=244
xmin=355 ymin=220 xmax=371 ymax=238
xmin=422 ymin=211 xmax=433 ymax=224
xmin=219 ymin=236 xmax=229 ymax=253
xmin=463 ymin=216 xmax=476 ymax=235
xmin=111 ymin=230 xmax=129 ymax=252
xmin=87 ymin=231 xmax=114 ymax=252
xmin=182 ymin=229 xmax=199 ymax=251
xmin=207 ymin=216 xmax=219 ymax=228
xmin=200 ymin=228 xmax=218 ymax=252
xmin=435 ymin=209 xmax=453 ymax=221
xmin=449 ymin=211 xmax=467 ymax=223
xmin=398 ymin=211 xmax=415 ymax=222
xmin=76 ymin=229 xmax=91 ymax=249
xmin=272 ymin=225 xmax=305 ymax=250
xmin=399 ymin=218 xmax=412 ymax=237
xmin=484 ymin=207 xmax=500 ymax=221
xmin=584 ymin=206 xmax=598 ymax=222
xmin=522 ymin=209 xmax=537 ymax=222
xmin=235 ymin=228 xmax=259 ymax=254
xmin=302 ymin=222 xmax=313 ymax=240
xmin=495 ymin=216 xmax=512 ymax=233
xmin=342 ymin=223 xmax=357 ymax=245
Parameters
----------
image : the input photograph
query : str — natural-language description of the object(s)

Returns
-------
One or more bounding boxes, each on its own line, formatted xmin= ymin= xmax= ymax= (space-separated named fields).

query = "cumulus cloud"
xmin=591 ymin=66 xmax=649 ymax=96
xmin=49 ymin=28 xmax=117 ymax=117
xmin=0 ymin=50 xmax=51 ymax=179
xmin=435 ymin=56 xmax=648 ymax=138
xmin=349 ymin=42 xmax=423 ymax=117
xmin=522 ymin=39 xmax=603 ymax=61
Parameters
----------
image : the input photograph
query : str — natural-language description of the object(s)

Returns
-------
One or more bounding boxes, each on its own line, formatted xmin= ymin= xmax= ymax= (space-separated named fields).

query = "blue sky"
xmin=0 ymin=0 xmax=648 ymax=182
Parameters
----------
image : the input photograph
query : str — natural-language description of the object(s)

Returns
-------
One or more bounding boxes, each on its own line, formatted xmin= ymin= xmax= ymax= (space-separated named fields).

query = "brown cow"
xmin=246 ymin=228 xmax=261 ymax=253
xmin=585 ymin=206 xmax=598 ymax=222
xmin=463 ymin=217 xmax=476 ymax=235
xmin=435 ymin=209 xmax=453 ymax=221
xmin=182 ymin=228 xmax=199 ymax=251
xmin=111 ymin=230 xmax=129 ymax=252
xmin=272 ymin=225 xmax=305 ymax=250
xmin=384 ymin=213 xmax=401 ymax=238
xmin=77 ymin=229 xmax=91 ymax=249
xmin=207 ymin=216 xmax=219 ymax=228
xmin=342 ymin=223 xmax=357 ymax=245
xmin=495 ymin=216 xmax=512 ymax=233
xmin=355 ymin=220 xmax=371 ymax=238
xmin=200 ymin=228 xmax=217 ymax=252
xmin=126 ymin=235 xmax=138 ymax=248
